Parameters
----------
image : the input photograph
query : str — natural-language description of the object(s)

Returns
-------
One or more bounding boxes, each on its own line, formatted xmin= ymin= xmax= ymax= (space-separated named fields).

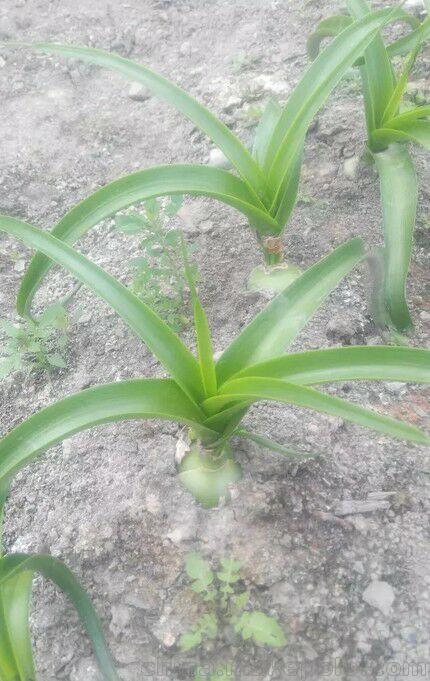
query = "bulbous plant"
xmin=0 ymin=482 xmax=118 ymax=681
xmin=7 ymin=6 xmax=403 ymax=294
xmin=309 ymin=0 xmax=430 ymax=333
xmin=0 ymin=211 xmax=429 ymax=508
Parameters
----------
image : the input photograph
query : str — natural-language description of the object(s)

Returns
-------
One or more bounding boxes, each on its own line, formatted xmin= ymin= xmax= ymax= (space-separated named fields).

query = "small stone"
xmin=109 ymin=604 xmax=132 ymax=635
xmin=420 ymin=311 xmax=430 ymax=323
xmin=208 ymin=147 xmax=230 ymax=168
xmin=13 ymin=259 xmax=25 ymax=272
xmin=222 ymin=95 xmax=242 ymax=113
xmin=362 ymin=580 xmax=395 ymax=616
xmin=326 ymin=315 xmax=357 ymax=343
xmin=0 ymin=56 xmax=5 ymax=68
xmin=404 ymin=0 xmax=426 ymax=12
xmin=344 ymin=155 xmax=360 ymax=179
xmin=179 ymin=40 xmax=191 ymax=56
xmin=335 ymin=499 xmax=390 ymax=516
xmin=128 ymin=82 xmax=150 ymax=101
xmin=385 ymin=381 xmax=406 ymax=395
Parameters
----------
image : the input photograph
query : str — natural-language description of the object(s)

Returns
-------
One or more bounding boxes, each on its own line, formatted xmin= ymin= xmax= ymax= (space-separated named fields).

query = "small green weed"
xmin=115 ymin=196 xmax=198 ymax=332
xmin=179 ymin=552 xmax=286 ymax=680
xmin=0 ymin=301 xmax=71 ymax=378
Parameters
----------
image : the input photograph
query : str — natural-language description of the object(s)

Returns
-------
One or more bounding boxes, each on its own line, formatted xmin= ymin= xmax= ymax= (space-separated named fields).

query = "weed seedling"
xmin=115 ymin=195 xmax=197 ymax=331
xmin=0 ymin=301 xmax=71 ymax=378
xmin=179 ymin=552 xmax=286 ymax=681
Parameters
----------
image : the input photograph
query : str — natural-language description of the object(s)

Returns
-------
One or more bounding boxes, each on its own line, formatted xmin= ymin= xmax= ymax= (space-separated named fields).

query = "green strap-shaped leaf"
xmin=307 ymin=15 xmax=353 ymax=61
xmin=27 ymin=43 xmax=266 ymax=199
xmin=265 ymin=7 xmax=400 ymax=200
xmin=381 ymin=33 xmax=423 ymax=126
xmin=0 ymin=378 xmax=215 ymax=482
xmin=216 ymin=237 xmax=365 ymax=385
xmin=16 ymin=164 xmax=279 ymax=318
xmin=252 ymin=98 xmax=282 ymax=172
xmin=0 ymin=572 xmax=35 ymax=680
xmin=273 ymin=140 xmax=304 ymax=227
xmin=373 ymin=144 xmax=418 ymax=331
xmin=347 ymin=0 xmax=395 ymax=136
xmin=372 ymin=120 xmax=430 ymax=150
xmin=231 ymin=346 xmax=430 ymax=384
xmin=386 ymin=16 xmax=430 ymax=60
xmin=384 ymin=105 xmax=430 ymax=127
xmin=0 ymin=554 xmax=119 ymax=681
xmin=203 ymin=377 xmax=429 ymax=445
xmin=181 ymin=234 xmax=217 ymax=398
xmin=0 ymin=216 xmax=204 ymax=402
xmin=235 ymin=428 xmax=317 ymax=461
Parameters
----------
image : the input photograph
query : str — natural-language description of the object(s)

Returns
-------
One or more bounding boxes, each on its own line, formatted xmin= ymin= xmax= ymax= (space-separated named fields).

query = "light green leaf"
xmin=307 ymin=15 xmax=353 ymax=61
xmin=46 ymin=352 xmax=67 ymax=368
xmin=185 ymin=552 xmax=214 ymax=585
xmin=16 ymin=164 xmax=278 ymax=318
xmin=179 ymin=631 xmax=202 ymax=652
xmin=0 ymin=553 xmax=119 ymax=680
xmin=235 ymin=429 xmax=317 ymax=461
xmin=235 ymin=611 xmax=286 ymax=648
xmin=0 ymin=378 xmax=215 ymax=483
xmin=373 ymin=144 xmax=418 ymax=331
xmin=232 ymin=346 xmax=430 ymax=385
xmin=114 ymin=214 xmax=147 ymax=233
xmin=372 ymin=120 xmax=430 ymax=150
xmin=252 ymin=98 xmax=282 ymax=172
xmin=28 ymin=42 xmax=265 ymax=198
xmin=0 ymin=571 xmax=35 ymax=680
xmin=347 ymin=0 xmax=395 ymax=135
xmin=216 ymin=238 xmax=365 ymax=385
xmin=0 ymin=215 xmax=205 ymax=403
xmin=203 ymin=377 xmax=429 ymax=445
xmin=181 ymin=234 xmax=217 ymax=397
xmin=386 ymin=16 xmax=430 ymax=59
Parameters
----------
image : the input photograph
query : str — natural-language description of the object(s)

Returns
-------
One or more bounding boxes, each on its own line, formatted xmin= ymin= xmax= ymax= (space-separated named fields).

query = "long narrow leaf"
xmin=1 ymin=572 xmax=35 ymax=680
xmin=203 ymin=377 xmax=429 ymax=445
xmin=0 ymin=554 xmax=119 ymax=681
xmin=347 ymin=0 xmax=395 ymax=134
xmin=386 ymin=16 xmax=430 ymax=59
xmin=265 ymin=7 xmax=400 ymax=200
xmin=16 ymin=164 xmax=279 ymax=318
xmin=0 ymin=379 xmax=215 ymax=483
xmin=385 ymin=105 xmax=430 ymax=126
xmin=307 ymin=15 xmax=353 ymax=61
xmin=0 ymin=216 xmax=204 ymax=402
xmin=235 ymin=428 xmax=317 ymax=460
xmin=216 ymin=238 xmax=365 ymax=385
xmin=373 ymin=144 xmax=418 ymax=331
xmin=230 ymin=346 xmax=430 ymax=384
xmin=180 ymin=235 xmax=217 ymax=397
xmin=26 ymin=43 xmax=266 ymax=199
xmin=381 ymin=34 xmax=422 ymax=125
xmin=372 ymin=119 xmax=430 ymax=150
xmin=273 ymin=140 xmax=304 ymax=226
xmin=252 ymin=98 xmax=282 ymax=172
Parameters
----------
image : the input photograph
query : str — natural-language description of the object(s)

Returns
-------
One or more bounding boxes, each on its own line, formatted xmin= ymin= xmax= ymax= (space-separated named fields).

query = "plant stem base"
xmin=176 ymin=432 xmax=242 ymax=508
